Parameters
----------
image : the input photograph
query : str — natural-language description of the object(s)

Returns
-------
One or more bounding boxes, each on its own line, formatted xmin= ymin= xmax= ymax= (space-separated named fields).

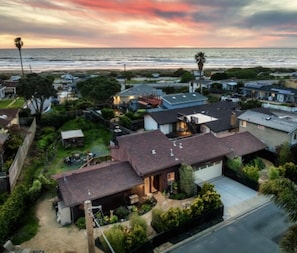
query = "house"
xmin=241 ymin=82 xmax=297 ymax=103
xmin=0 ymin=108 xmax=20 ymax=130
xmin=160 ymin=92 xmax=207 ymax=109
xmin=54 ymin=129 xmax=266 ymax=223
xmin=145 ymin=101 xmax=242 ymax=137
xmin=238 ymin=110 xmax=297 ymax=152
xmin=61 ymin=129 xmax=84 ymax=148
xmin=113 ymin=84 xmax=164 ymax=109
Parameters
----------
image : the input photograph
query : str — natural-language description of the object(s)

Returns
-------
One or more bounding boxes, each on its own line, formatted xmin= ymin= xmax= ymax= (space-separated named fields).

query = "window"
xmin=167 ymin=172 xmax=175 ymax=183
xmin=240 ymin=120 xmax=247 ymax=127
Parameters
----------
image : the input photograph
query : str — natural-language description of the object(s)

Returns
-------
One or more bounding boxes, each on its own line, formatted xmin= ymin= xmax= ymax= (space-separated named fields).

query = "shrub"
xmin=226 ymin=157 xmax=242 ymax=172
xmin=268 ymin=166 xmax=280 ymax=180
xmin=249 ymin=157 xmax=265 ymax=170
xmin=161 ymin=207 xmax=188 ymax=230
xmin=100 ymin=225 xmax=126 ymax=253
xmin=138 ymin=203 xmax=152 ymax=215
xmin=110 ymin=215 xmax=119 ymax=224
xmin=199 ymin=182 xmax=216 ymax=196
xmin=190 ymin=196 xmax=204 ymax=217
xmin=119 ymin=115 xmax=132 ymax=128
xmin=101 ymin=108 xmax=115 ymax=120
xmin=129 ymin=213 xmax=147 ymax=233
xmin=75 ymin=217 xmax=86 ymax=230
xmin=282 ymin=162 xmax=297 ymax=183
xmin=179 ymin=163 xmax=196 ymax=197
xmin=125 ymin=224 xmax=147 ymax=251
xmin=115 ymin=206 xmax=130 ymax=220
xmin=242 ymin=165 xmax=260 ymax=182
xmin=201 ymin=191 xmax=221 ymax=211
xmin=151 ymin=208 xmax=167 ymax=233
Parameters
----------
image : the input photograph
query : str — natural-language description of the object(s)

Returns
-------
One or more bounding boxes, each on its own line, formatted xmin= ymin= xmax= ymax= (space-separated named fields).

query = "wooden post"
xmin=84 ymin=200 xmax=95 ymax=253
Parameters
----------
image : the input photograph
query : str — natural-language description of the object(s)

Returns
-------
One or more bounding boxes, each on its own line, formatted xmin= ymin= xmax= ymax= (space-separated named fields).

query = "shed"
xmin=61 ymin=129 xmax=84 ymax=148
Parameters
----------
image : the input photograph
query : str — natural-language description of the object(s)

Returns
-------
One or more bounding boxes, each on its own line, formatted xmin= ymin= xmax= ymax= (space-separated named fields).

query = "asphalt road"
xmin=167 ymin=203 xmax=291 ymax=253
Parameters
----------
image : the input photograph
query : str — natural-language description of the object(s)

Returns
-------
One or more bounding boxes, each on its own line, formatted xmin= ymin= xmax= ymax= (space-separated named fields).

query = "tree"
xmin=179 ymin=163 xmax=196 ymax=197
xmin=18 ymin=73 xmax=56 ymax=119
xmin=194 ymin=51 xmax=206 ymax=93
xmin=260 ymin=178 xmax=297 ymax=252
xmin=77 ymin=76 xmax=121 ymax=106
xmin=14 ymin=37 xmax=24 ymax=76
xmin=277 ymin=142 xmax=294 ymax=166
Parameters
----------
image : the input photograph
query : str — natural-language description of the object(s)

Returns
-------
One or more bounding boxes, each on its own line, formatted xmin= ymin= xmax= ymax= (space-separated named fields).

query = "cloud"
xmin=0 ymin=0 xmax=297 ymax=48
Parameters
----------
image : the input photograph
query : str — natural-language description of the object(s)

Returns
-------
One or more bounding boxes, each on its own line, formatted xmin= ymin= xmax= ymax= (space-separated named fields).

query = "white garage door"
xmin=194 ymin=161 xmax=222 ymax=183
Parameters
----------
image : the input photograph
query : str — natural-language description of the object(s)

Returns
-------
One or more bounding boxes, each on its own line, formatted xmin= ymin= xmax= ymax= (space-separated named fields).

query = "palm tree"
xmin=194 ymin=51 xmax=206 ymax=93
xmin=14 ymin=37 xmax=24 ymax=76
xmin=260 ymin=178 xmax=297 ymax=252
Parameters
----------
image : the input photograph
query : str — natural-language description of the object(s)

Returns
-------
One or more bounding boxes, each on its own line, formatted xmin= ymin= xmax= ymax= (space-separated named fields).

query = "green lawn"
xmin=0 ymin=98 xmax=25 ymax=109
xmin=44 ymin=119 xmax=111 ymax=175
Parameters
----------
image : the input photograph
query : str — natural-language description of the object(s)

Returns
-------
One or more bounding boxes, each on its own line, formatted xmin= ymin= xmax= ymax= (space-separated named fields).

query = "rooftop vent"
xmin=179 ymin=143 xmax=183 ymax=149
xmin=265 ymin=116 xmax=272 ymax=120
xmin=172 ymin=96 xmax=176 ymax=99
xmin=152 ymin=149 xmax=156 ymax=155
xmin=170 ymin=148 xmax=174 ymax=156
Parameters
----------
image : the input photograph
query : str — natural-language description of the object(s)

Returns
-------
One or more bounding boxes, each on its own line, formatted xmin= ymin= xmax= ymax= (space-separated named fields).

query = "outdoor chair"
xmin=3 ymin=240 xmax=31 ymax=253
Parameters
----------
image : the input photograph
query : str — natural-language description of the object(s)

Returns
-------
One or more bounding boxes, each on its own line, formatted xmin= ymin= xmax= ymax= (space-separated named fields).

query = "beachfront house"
xmin=240 ymin=81 xmax=297 ymax=103
xmin=144 ymin=101 xmax=242 ymax=137
xmin=160 ymin=92 xmax=207 ymax=110
xmin=113 ymin=84 xmax=164 ymax=110
xmin=238 ymin=110 xmax=297 ymax=152
xmin=54 ymin=129 xmax=265 ymax=223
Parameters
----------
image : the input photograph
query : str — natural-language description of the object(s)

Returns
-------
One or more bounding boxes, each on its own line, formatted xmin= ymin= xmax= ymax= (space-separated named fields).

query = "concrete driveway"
xmin=210 ymin=177 xmax=270 ymax=219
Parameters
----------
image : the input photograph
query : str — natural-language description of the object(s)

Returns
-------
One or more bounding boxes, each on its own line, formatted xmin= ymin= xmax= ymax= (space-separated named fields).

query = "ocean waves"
xmin=0 ymin=48 xmax=297 ymax=72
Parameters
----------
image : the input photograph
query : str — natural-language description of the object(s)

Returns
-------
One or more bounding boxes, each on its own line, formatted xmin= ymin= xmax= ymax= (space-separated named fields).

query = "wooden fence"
xmin=8 ymin=118 xmax=36 ymax=191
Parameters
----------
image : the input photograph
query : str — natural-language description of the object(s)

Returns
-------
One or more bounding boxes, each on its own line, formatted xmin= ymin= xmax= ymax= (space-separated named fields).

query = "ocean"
xmin=0 ymin=48 xmax=297 ymax=73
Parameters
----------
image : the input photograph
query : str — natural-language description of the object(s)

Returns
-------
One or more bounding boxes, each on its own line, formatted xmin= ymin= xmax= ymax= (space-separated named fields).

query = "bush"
xmin=242 ymin=165 xmax=260 ymax=182
xmin=75 ymin=217 xmax=86 ymax=230
xmin=226 ymin=157 xmax=242 ymax=173
xmin=201 ymin=191 xmax=221 ymax=211
xmin=101 ymin=108 xmax=115 ymax=120
xmin=268 ymin=166 xmax=280 ymax=180
xmin=249 ymin=157 xmax=265 ymax=170
xmin=151 ymin=208 xmax=167 ymax=233
xmin=119 ymin=115 xmax=132 ymax=128
xmin=100 ymin=225 xmax=126 ymax=253
xmin=115 ymin=206 xmax=130 ymax=220
xmin=110 ymin=215 xmax=119 ymax=224
xmin=161 ymin=207 xmax=188 ymax=230
xmin=190 ymin=196 xmax=204 ymax=217
xmin=129 ymin=213 xmax=147 ymax=233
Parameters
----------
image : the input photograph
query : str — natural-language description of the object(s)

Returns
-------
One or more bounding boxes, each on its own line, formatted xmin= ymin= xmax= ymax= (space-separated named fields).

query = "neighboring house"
xmin=2 ymin=81 xmax=18 ymax=97
xmin=241 ymin=82 xmax=297 ymax=103
xmin=160 ymin=92 xmax=207 ymax=109
xmin=113 ymin=84 xmax=164 ymax=108
xmin=61 ymin=129 xmax=84 ymax=148
xmin=0 ymin=108 xmax=20 ymax=130
xmin=54 ymin=129 xmax=266 ymax=223
xmin=238 ymin=110 xmax=297 ymax=152
xmin=145 ymin=101 xmax=241 ymax=137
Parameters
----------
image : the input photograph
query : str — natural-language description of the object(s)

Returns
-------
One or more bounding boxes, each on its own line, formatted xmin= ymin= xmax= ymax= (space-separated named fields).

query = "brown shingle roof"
xmin=116 ymin=130 xmax=232 ymax=176
xmin=55 ymin=161 xmax=143 ymax=207
xmin=175 ymin=133 xmax=231 ymax=165
xmin=220 ymin=131 xmax=266 ymax=157
xmin=117 ymin=130 xmax=181 ymax=176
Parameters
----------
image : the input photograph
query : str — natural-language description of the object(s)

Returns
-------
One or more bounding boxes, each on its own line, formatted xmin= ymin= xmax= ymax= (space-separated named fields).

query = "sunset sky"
xmin=1 ymin=0 xmax=297 ymax=49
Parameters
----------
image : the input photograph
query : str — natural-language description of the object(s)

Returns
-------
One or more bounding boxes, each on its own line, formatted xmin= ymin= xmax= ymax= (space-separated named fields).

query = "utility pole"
xmin=84 ymin=200 xmax=95 ymax=253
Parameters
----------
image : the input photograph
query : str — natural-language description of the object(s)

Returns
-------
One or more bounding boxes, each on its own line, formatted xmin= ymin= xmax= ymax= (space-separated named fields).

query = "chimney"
xmin=230 ymin=111 xmax=237 ymax=128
